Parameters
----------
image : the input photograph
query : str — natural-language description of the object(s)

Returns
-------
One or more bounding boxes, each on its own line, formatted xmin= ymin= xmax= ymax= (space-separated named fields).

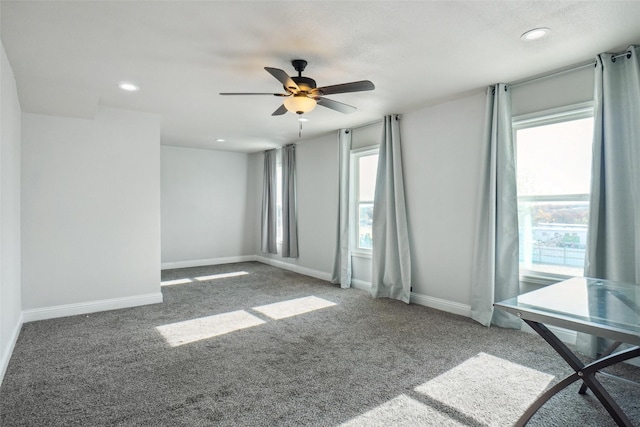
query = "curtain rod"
xmin=510 ymin=50 xmax=632 ymax=88
xmin=349 ymin=115 xmax=401 ymax=131
xmin=611 ymin=50 xmax=632 ymax=62
xmin=348 ymin=118 xmax=383 ymax=131
xmin=510 ymin=61 xmax=595 ymax=88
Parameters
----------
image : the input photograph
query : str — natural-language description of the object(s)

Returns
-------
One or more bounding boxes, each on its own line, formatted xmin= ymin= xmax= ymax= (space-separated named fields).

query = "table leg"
xmin=579 ymin=340 xmax=622 ymax=394
xmin=519 ymin=320 xmax=639 ymax=427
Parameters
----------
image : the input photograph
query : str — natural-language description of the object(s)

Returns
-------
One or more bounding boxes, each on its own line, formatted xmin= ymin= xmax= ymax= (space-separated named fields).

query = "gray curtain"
xmin=331 ymin=129 xmax=353 ymax=288
xmin=281 ymin=144 xmax=299 ymax=258
xmin=584 ymin=46 xmax=640 ymax=282
xmin=261 ymin=149 xmax=278 ymax=254
xmin=578 ymin=46 xmax=640 ymax=356
xmin=470 ymin=84 xmax=521 ymax=329
xmin=371 ymin=115 xmax=411 ymax=303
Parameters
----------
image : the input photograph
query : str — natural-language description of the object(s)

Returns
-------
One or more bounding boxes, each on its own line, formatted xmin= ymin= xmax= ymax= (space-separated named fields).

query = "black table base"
xmin=517 ymin=320 xmax=640 ymax=427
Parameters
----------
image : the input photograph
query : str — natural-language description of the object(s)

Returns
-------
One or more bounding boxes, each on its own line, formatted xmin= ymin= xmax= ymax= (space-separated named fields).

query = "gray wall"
xmin=249 ymin=93 xmax=486 ymax=312
xmin=403 ymin=90 xmax=487 ymax=306
xmin=0 ymin=35 xmax=597 ymax=387
xmin=511 ymin=64 xmax=594 ymax=116
xmin=160 ymin=146 xmax=254 ymax=267
xmin=0 ymin=42 xmax=22 ymax=384
xmin=247 ymin=64 xmax=595 ymax=313
xmin=254 ymin=133 xmax=339 ymax=279
xmin=21 ymin=107 xmax=162 ymax=315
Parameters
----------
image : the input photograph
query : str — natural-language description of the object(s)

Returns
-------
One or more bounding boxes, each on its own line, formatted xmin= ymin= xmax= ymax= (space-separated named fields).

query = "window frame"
xmin=275 ymin=149 xmax=283 ymax=245
xmin=351 ymin=146 xmax=379 ymax=257
xmin=512 ymin=101 xmax=594 ymax=285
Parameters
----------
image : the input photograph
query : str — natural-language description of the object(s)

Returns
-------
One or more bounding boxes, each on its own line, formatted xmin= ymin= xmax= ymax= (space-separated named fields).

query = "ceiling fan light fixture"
xmin=283 ymin=95 xmax=317 ymax=114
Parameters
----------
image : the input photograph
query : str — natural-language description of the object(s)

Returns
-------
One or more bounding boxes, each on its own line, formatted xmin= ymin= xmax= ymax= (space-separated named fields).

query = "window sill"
xmin=519 ymin=271 xmax=575 ymax=288
xmin=352 ymin=250 xmax=372 ymax=259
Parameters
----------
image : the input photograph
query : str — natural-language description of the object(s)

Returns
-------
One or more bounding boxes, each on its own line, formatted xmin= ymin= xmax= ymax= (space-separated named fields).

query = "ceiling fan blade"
xmin=264 ymin=67 xmax=299 ymax=93
xmin=271 ymin=104 xmax=288 ymax=116
xmin=220 ymin=92 xmax=289 ymax=96
xmin=316 ymin=97 xmax=357 ymax=114
xmin=313 ymin=80 xmax=375 ymax=96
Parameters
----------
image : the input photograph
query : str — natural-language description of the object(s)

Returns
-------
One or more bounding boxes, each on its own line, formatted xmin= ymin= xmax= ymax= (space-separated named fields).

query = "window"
xmin=513 ymin=103 xmax=594 ymax=278
xmin=276 ymin=156 xmax=283 ymax=244
xmin=352 ymin=148 xmax=379 ymax=252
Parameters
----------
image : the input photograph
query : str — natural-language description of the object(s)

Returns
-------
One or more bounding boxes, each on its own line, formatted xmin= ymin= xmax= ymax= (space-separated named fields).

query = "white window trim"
xmin=512 ymin=101 xmax=594 ymax=130
xmin=513 ymin=101 xmax=594 ymax=286
xmin=518 ymin=194 xmax=589 ymax=203
xmin=351 ymin=146 xmax=378 ymax=257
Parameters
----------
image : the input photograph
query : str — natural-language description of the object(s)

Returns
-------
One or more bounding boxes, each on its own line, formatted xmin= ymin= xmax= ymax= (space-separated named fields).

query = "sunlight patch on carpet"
xmin=156 ymin=310 xmax=265 ymax=346
xmin=161 ymin=278 xmax=193 ymax=286
xmin=340 ymin=394 xmax=467 ymax=426
xmin=414 ymin=352 xmax=554 ymax=426
xmin=161 ymin=271 xmax=248 ymax=287
xmin=252 ymin=296 xmax=337 ymax=320
xmin=195 ymin=271 xmax=249 ymax=281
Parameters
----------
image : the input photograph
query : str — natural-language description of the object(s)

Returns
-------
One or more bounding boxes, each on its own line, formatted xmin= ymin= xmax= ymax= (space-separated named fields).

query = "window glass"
xmin=358 ymin=203 xmax=374 ymax=249
xmin=358 ymin=155 xmax=378 ymax=201
xmin=353 ymin=151 xmax=378 ymax=251
xmin=517 ymin=118 xmax=593 ymax=196
xmin=515 ymin=112 xmax=593 ymax=277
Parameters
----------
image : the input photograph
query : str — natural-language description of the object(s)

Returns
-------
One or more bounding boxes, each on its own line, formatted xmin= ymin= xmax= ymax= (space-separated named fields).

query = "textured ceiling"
xmin=2 ymin=1 xmax=640 ymax=153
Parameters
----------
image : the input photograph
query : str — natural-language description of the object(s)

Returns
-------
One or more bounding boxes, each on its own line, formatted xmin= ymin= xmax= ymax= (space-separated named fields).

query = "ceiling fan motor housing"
xmin=288 ymin=59 xmax=316 ymax=93
xmin=291 ymin=76 xmax=316 ymax=92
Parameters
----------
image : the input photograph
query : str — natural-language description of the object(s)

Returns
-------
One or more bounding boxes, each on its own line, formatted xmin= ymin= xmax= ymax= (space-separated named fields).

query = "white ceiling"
xmin=2 ymin=1 xmax=640 ymax=153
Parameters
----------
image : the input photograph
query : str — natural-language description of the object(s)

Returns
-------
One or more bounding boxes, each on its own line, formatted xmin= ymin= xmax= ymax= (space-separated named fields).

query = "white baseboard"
xmin=547 ymin=325 xmax=578 ymax=345
xmin=409 ymin=293 xmax=577 ymax=346
xmin=161 ymin=255 xmax=257 ymax=270
xmin=521 ymin=321 xmax=577 ymax=345
xmin=0 ymin=312 xmax=24 ymax=386
xmin=22 ymin=292 xmax=164 ymax=323
xmin=627 ymin=357 xmax=640 ymax=367
xmin=254 ymin=256 xmax=333 ymax=282
xmin=350 ymin=279 xmax=372 ymax=292
xmin=344 ymin=279 xmax=472 ymax=318
xmin=410 ymin=292 xmax=472 ymax=318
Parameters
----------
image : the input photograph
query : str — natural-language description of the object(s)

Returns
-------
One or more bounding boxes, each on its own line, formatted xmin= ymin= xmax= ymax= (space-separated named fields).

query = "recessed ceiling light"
xmin=215 ymin=138 xmax=225 ymax=142
xmin=521 ymin=27 xmax=550 ymax=41
xmin=297 ymin=116 xmax=310 ymax=122
xmin=118 ymin=82 xmax=139 ymax=92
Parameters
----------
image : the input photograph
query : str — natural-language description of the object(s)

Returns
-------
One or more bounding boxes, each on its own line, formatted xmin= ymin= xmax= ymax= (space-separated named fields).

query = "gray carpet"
xmin=1 ymin=262 xmax=638 ymax=426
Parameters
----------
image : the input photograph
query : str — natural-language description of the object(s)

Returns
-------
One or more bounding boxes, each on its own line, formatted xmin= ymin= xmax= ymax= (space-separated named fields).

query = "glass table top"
xmin=495 ymin=277 xmax=640 ymax=345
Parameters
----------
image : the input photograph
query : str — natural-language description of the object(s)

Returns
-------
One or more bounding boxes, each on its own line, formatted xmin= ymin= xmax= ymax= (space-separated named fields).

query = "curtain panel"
xmin=371 ymin=115 xmax=412 ymax=303
xmin=281 ymin=144 xmax=299 ymax=258
xmin=470 ymin=84 xmax=521 ymax=329
xmin=331 ymin=129 xmax=353 ymax=288
xmin=584 ymin=46 xmax=640 ymax=283
xmin=261 ymin=149 xmax=278 ymax=254
xmin=578 ymin=46 xmax=640 ymax=357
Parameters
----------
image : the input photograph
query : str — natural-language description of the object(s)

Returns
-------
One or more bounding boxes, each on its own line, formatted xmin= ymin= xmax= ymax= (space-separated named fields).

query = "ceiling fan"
xmin=220 ymin=59 xmax=375 ymax=117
